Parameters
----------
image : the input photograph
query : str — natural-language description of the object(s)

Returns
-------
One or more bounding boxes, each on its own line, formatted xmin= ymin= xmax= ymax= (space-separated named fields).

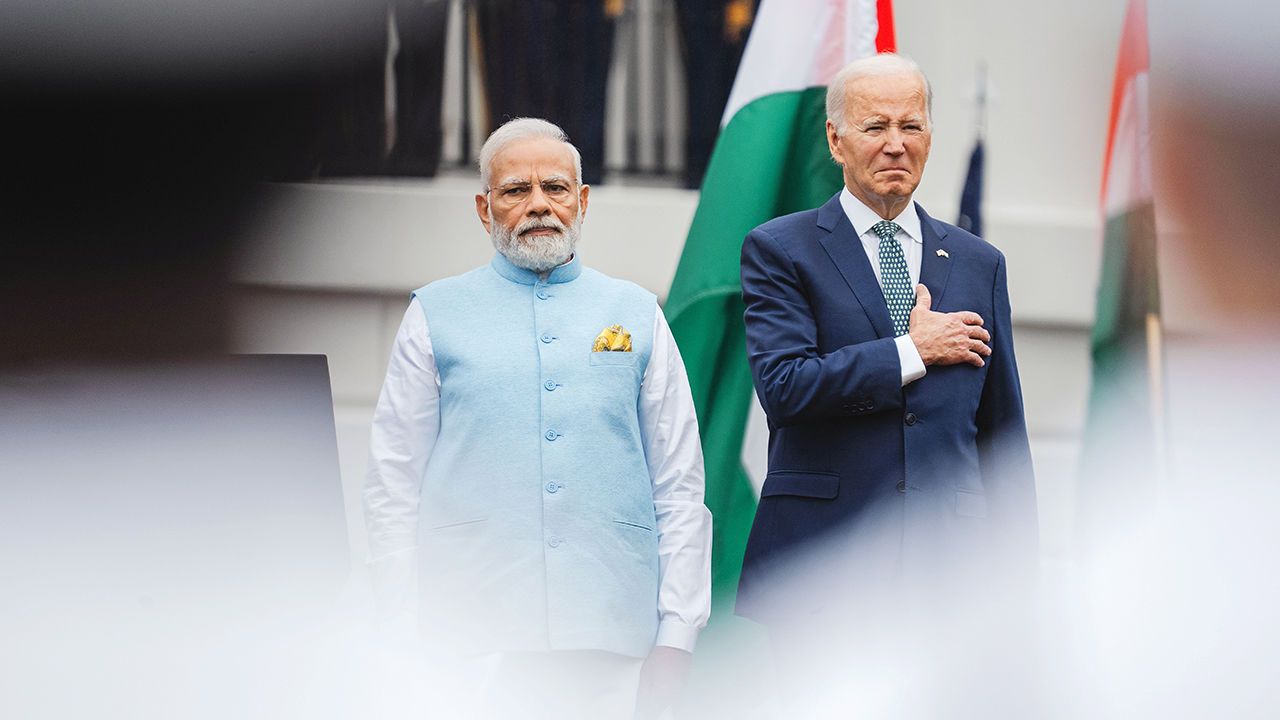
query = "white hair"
xmin=477 ymin=117 xmax=584 ymax=189
xmin=826 ymin=53 xmax=933 ymax=132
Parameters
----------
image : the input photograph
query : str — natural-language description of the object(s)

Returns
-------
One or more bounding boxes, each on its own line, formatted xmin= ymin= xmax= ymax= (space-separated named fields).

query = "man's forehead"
xmin=855 ymin=109 xmax=927 ymax=121
xmin=495 ymin=172 xmax=573 ymax=185
xmin=845 ymin=73 xmax=927 ymax=106
xmin=490 ymin=137 xmax=575 ymax=172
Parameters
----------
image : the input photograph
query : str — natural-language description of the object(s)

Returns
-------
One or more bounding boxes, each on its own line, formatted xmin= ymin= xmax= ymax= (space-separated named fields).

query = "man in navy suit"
xmin=736 ymin=54 xmax=1038 ymax=644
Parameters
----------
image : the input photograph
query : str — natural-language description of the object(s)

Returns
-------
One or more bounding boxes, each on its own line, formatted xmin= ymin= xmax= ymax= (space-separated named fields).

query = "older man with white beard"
xmin=363 ymin=118 xmax=711 ymax=719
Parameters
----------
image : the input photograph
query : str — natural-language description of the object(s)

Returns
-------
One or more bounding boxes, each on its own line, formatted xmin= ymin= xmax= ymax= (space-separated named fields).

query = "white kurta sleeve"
xmin=639 ymin=306 xmax=713 ymax=652
xmin=363 ymin=301 xmax=440 ymax=621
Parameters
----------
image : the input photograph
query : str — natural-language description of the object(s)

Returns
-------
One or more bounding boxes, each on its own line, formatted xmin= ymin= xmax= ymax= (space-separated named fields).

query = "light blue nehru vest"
xmin=412 ymin=253 xmax=659 ymax=658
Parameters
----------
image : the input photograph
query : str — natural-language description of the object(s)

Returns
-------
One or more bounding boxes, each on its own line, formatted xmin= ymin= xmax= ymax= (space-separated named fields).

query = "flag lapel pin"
xmin=936 ymin=249 xmax=950 ymax=258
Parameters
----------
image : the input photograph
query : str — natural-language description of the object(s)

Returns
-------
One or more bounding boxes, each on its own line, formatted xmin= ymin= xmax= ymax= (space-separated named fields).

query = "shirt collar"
xmin=839 ymin=187 xmax=923 ymax=245
xmin=490 ymin=251 xmax=582 ymax=285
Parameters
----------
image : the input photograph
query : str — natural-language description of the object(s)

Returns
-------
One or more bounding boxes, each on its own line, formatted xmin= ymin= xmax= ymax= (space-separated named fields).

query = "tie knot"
xmin=871 ymin=220 xmax=901 ymax=242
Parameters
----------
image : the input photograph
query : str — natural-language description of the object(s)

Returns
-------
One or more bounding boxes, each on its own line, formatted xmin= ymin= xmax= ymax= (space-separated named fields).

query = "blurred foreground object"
xmin=0 ymin=0 xmax=386 ymax=366
xmin=1069 ymin=1 xmax=1280 ymax=717
xmin=1078 ymin=0 xmax=1162 ymax=536
xmin=0 ymin=5 xmax=385 ymax=716
xmin=0 ymin=356 xmax=349 ymax=717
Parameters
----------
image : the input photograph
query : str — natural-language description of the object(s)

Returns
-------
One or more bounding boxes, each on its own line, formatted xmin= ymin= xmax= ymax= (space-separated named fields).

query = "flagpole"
xmin=1145 ymin=312 xmax=1169 ymax=494
xmin=957 ymin=63 xmax=988 ymax=236
xmin=975 ymin=61 xmax=988 ymax=140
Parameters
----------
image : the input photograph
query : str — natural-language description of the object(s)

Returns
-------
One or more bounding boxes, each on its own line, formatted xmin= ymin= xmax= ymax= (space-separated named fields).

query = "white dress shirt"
xmin=838 ymin=187 xmax=928 ymax=386
xmin=364 ymin=300 xmax=712 ymax=653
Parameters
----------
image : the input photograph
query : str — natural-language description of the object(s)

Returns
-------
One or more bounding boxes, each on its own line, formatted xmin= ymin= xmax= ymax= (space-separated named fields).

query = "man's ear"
xmin=475 ymin=193 xmax=492 ymax=233
xmin=578 ymin=184 xmax=590 ymax=219
xmin=825 ymin=120 xmax=843 ymax=165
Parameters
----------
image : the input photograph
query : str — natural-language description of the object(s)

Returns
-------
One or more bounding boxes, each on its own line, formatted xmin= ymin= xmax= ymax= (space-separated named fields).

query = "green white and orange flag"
xmin=1081 ymin=0 xmax=1164 ymax=523
xmin=664 ymin=0 xmax=896 ymax=617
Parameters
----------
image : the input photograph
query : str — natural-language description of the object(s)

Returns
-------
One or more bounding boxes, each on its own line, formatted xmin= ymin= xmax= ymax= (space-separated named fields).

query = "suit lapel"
xmin=916 ymin=203 xmax=954 ymax=309
xmin=815 ymin=194 xmax=895 ymax=339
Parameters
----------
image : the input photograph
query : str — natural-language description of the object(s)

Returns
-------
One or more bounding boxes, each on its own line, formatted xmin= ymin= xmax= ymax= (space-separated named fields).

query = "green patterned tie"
xmin=872 ymin=220 xmax=914 ymax=336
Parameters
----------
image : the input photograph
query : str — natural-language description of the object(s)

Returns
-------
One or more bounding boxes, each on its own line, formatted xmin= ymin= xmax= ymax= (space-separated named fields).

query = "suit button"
xmin=546 ymin=482 xmax=559 ymax=494
xmin=897 ymin=481 xmax=906 ymax=493
xmin=904 ymin=412 xmax=917 ymax=426
xmin=544 ymin=380 xmax=557 ymax=391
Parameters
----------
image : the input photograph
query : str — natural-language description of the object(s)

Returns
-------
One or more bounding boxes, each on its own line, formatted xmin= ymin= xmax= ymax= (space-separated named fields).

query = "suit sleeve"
xmin=975 ymin=255 xmax=1039 ymax=557
xmin=741 ymin=225 xmax=904 ymax=427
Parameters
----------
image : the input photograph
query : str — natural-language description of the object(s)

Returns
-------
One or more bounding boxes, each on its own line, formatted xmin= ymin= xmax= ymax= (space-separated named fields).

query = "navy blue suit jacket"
xmin=736 ymin=193 xmax=1037 ymax=622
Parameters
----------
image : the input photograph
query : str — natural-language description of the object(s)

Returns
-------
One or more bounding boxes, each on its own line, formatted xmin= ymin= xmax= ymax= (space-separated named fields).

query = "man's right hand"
xmin=908 ymin=284 xmax=992 ymax=367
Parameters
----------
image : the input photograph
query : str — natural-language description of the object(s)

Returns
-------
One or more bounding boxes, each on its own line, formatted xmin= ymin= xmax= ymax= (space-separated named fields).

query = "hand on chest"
xmin=809 ymin=255 xmax=993 ymax=349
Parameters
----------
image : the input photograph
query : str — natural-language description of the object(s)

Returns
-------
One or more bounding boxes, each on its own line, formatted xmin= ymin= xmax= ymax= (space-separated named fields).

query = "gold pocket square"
xmin=592 ymin=324 xmax=633 ymax=352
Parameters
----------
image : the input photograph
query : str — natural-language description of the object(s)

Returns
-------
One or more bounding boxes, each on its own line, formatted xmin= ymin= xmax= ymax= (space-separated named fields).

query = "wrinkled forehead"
xmin=846 ymin=72 xmax=929 ymax=118
xmin=489 ymin=137 xmax=577 ymax=181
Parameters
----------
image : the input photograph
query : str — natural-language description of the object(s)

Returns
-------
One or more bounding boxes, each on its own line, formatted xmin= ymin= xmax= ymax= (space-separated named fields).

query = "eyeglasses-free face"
xmin=827 ymin=71 xmax=932 ymax=219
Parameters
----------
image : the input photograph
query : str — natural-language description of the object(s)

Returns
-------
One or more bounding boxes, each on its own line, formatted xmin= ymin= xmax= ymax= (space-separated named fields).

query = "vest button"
xmin=546 ymin=482 xmax=559 ymax=494
xmin=904 ymin=412 xmax=918 ymax=426
xmin=545 ymin=430 xmax=558 ymax=441
xmin=536 ymin=289 xmax=550 ymax=300
xmin=544 ymin=380 xmax=557 ymax=391
xmin=540 ymin=334 xmax=554 ymax=344
xmin=548 ymin=538 xmax=561 ymax=548
xmin=897 ymin=480 xmax=907 ymax=493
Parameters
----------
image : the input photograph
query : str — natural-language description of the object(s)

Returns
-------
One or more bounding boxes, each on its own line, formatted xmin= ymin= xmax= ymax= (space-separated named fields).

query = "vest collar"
xmin=490 ymin=252 xmax=583 ymax=285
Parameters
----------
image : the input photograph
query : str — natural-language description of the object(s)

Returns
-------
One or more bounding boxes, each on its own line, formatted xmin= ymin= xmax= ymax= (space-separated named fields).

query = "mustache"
xmin=515 ymin=217 xmax=567 ymax=236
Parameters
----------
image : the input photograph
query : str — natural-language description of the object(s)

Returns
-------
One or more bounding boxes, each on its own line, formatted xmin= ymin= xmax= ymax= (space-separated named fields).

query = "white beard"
xmin=489 ymin=210 xmax=582 ymax=273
